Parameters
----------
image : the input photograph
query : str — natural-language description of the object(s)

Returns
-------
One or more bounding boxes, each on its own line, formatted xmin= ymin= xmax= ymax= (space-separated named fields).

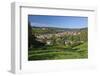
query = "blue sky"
xmin=28 ymin=15 xmax=88 ymax=28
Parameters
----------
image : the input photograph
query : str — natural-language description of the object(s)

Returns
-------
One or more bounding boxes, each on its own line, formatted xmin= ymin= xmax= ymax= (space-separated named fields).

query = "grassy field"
xmin=28 ymin=42 xmax=88 ymax=60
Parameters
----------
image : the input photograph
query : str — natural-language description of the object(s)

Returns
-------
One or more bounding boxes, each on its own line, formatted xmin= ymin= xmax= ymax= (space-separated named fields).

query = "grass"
xmin=28 ymin=42 xmax=88 ymax=60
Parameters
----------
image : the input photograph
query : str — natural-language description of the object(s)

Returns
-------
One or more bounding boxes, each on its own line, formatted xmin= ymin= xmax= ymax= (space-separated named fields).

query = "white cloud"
xmin=31 ymin=22 xmax=49 ymax=27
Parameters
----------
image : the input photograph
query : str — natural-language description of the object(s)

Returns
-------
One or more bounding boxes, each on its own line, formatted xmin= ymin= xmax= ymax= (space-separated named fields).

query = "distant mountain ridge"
xmin=32 ymin=26 xmax=88 ymax=32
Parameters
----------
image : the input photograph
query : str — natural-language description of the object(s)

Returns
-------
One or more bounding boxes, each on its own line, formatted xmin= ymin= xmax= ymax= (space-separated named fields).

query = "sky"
xmin=28 ymin=15 xmax=88 ymax=28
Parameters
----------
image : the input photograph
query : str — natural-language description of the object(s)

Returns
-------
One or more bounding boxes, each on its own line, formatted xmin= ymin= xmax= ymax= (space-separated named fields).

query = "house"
xmin=64 ymin=41 xmax=69 ymax=45
xmin=46 ymin=40 xmax=51 ymax=45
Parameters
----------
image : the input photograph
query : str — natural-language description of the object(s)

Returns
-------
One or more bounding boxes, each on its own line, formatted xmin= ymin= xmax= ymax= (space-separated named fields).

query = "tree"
xmin=51 ymin=34 xmax=57 ymax=46
xmin=73 ymin=35 xmax=80 ymax=42
xmin=68 ymin=35 xmax=74 ymax=41
xmin=28 ymin=22 xmax=44 ymax=48
xmin=79 ymin=31 xmax=87 ymax=42
xmin=28 ymin=22 xmax=33 ymax=48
